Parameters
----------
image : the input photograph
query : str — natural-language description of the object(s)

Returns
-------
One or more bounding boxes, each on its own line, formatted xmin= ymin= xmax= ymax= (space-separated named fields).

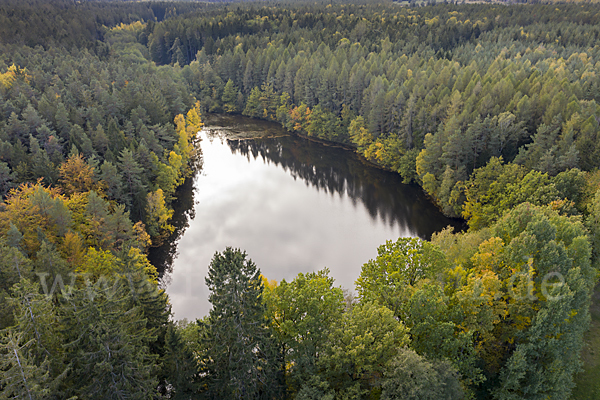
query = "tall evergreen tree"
xmin=160 ymin=323 xmax=199 ymax=399
xmin=0 ymin=331 xmax=51 ymax=400
xmin=118 ymin=148 xmax=146 ymax=218
xmin=222 ymin=79 xmax=239 ymax=113
xmin=60 ymin=277 xmax=158 ymax=399
xmin=201 ymin=248 xmax=281 ymax=399
xmin=0 ymin=162 xmax=14 ymax=198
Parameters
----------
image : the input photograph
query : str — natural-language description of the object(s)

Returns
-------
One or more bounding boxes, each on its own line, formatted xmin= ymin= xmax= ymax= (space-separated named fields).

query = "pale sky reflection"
xmin=165 ymin=129 xmax=424 ymax=321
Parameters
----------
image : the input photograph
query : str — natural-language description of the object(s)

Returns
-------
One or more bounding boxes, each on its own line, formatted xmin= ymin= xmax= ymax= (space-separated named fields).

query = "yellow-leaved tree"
xmin=144 ymin=188 xmax=174 ymax=240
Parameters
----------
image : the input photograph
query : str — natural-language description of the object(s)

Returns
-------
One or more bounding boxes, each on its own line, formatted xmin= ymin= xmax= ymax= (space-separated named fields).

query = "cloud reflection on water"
xmin=151 ymin=115 xmax=462 ymax=321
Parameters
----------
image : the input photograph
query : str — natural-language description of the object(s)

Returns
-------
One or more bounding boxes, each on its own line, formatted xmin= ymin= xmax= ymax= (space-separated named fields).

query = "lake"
xmin=149 ymin=114 xmax=463 ymax=321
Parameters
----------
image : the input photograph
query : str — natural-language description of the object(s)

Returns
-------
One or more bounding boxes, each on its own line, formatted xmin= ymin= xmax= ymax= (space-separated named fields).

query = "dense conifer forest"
xmin=1 ymin=0 xmax=599 ymax=399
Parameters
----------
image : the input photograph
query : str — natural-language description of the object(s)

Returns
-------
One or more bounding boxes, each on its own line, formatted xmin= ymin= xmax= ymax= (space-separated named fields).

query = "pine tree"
xmin=123 ymin=271 xmax=171 ymax=359
xmin=0 ymin=243 xmax=30 ymax=330
xmin=243 ymin=87 xmax=263 ymax=118
xmin=69 ymin=125 xmax=95 ymax=159
xmin=34 ymin=241 xmax=71 ymax=291
xmin=106 ymin=118 xmax=127 ymax=155
xmin=53 ymin=103 xmax=71 ymax=141
xmin=6 ymin=277 xmax=65 ymax=386
xmin=29 ymin=136 xmax=57 ymax=185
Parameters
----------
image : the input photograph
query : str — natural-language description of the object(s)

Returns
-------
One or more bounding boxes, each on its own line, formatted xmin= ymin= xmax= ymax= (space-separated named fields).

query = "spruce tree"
xmin=201 ymin=248 xmax=281 ymax=399
xmin=59 ymin=278 xmax=158 ymax=400
xmin=4 ymin=278 xmax=65 ymax=394
xmin=0 ymin=161 xmax=14 ymax=198
xmin=0 ymin=331 xmax=51 ymax=400
xmin=100 ymin=160 xmax=124 ymax=203
xmin=160 ymin=323 xmax=199 ymax=399
xmin=222 ymin=79 xmax=239 ymax=113
xmin=118 ymin=148 xmax=146 ymax=218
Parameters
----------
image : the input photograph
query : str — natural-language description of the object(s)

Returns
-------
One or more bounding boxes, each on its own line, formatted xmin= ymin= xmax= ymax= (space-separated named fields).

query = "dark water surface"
xmin=150 ymin=115 xmax=463 ymax=320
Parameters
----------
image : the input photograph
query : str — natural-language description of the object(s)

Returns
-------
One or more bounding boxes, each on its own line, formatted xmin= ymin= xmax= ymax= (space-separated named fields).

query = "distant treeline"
xmin=148 ymin=3 xmax=600 ymax=218
xmin=0 ymin=0 xmax=213 ymax=49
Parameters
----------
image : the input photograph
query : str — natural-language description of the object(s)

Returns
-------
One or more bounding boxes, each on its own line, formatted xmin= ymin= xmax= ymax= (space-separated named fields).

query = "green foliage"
xmin=294 ymin=376 xmax=334 ymax=400
xmin=406 ymin=283 xmax=483 ymax=387
xmin=0 ymin=331 xmax=51 ymax=400
xmin=489 ymin=204 xmax=594 ymax=398
xmin=201 ymin=248 xmax=281 ymax=399
xmin=59 ymin=277 xmax=158 ymax=399
xmin=571 ymin=284 xmax=600 ymax=400
xmin=243 ymin=87 xmax=264 ymax=119
xmin=356 ymin=237 xmax=448 ymax=317
xmin=4 ymin=278 xmax=66 ymax=394
xmin=0 ymin=33 xmax=196 ymax=239
xmin=0 ymin=162 xmax=14 ymax=198
xmin=383 ymin=203 xmax=596 ymax=398
xmin=118 ymin=148 xmax=146 ymax=217
xmin=243 ymin=83 xmax=280 ymax=121
xmin=319 ymin=302 xmax=409 ymax=398
xmin=149 ymin=3 xmax=600 ymax=217
xmin=381 ymin=348 xmax=464 ymax=400
xmin=462 ymin=158 xmax=589 ymax=230
xmin=222 ymin=79 xmax=239 ymax=114
xmin=0 ymin=0 xmax=203 ymax=49
xmin=160 ymin=322 xmax=199 ymax=399
xmin=2 ymin=2 xmax=600 ymax=399
xmin=586 ymin=189 xmax=600 ymax=271
xmin=264 ymin=269 xmax=345 ymax=395
xmin=0 ymin=3 xmax=201 ymax=399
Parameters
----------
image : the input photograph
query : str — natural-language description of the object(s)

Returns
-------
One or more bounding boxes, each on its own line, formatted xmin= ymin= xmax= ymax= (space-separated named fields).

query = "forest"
xmin=1 ymin=0 xmax=600 ymax=399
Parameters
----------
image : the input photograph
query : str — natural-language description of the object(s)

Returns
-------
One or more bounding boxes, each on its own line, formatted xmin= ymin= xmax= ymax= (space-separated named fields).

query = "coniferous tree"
xmin=28 ymin=136 xmax=56 ymax=185
xmin=243 ymin=87 xmax=264 ymax=119
xmin=586 ymin=188 xmax=600 ymax=270
xmin=0 ymin=162 xmax=14 ymax=198
xmin=160 ymin=323 xmax=199 ymax=399
xmin=0 ymin=331 xmax=51 ymax=400
xmin=222 ymin=79 xmax=239 ymax=113
xmin=60 ymin=277 xmax=158 ymax=400
xmin=201 ymin=248 xmax=281 ymax=399
xmin=100 ymin=160 xmax=124 ymax=203
xmin=118 ymin=148 xmax=146 ymax=218
xmin=5 ymin=278 xmax=64 ymax=390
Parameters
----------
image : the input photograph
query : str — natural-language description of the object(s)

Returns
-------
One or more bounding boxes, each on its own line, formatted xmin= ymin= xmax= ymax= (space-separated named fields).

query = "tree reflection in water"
xmin=148 ymin=145 xmax=202 ymax=279
xmin=149 ymin=114 xmax=463 ymax=293
xmin=227 ymin=134 xmax=463 ymax=239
